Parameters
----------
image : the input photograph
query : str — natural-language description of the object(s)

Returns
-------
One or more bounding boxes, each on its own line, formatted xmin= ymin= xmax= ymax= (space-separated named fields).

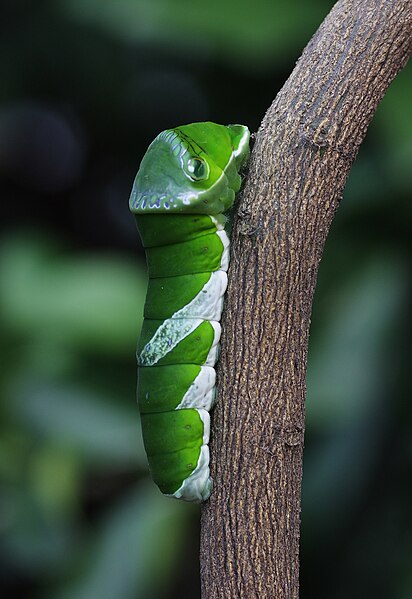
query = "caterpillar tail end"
xmin=167 ymin=445 xmax=213 ymax=503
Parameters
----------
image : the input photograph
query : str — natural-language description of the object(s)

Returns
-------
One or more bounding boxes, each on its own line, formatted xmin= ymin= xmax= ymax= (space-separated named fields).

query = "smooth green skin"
xmin=143 ymin=272 xmax=211 ymax=320
xmin=138 ymin=364 xmax=202 ymax=414
xmin=131 ymin=122 xmax=250 ymax=498
xmin=141 ymin=409 xmax=204 ymax=494
xmin=146 ymin=233 xmax=225 ymax=279
xmin=136 ymin=213 xmax=225 ymax=248
xmin=138 ymin=319 xmax=217 ymax=366
xmin=146 ymin=446 xmax=202 ymax=495
xmin=142 ymin=409 xmax=204 ymax=455
xmin=129 ymin=122 xmax=249 ymax=215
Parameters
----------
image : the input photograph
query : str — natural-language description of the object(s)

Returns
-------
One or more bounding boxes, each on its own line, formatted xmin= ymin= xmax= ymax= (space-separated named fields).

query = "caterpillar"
xmin=129 ymin=122 xmax=250 ymax=502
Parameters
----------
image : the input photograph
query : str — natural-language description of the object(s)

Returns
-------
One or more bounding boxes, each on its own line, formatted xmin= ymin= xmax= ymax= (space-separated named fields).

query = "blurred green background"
xmin=0 ymin=1 xmax=410 ymax=598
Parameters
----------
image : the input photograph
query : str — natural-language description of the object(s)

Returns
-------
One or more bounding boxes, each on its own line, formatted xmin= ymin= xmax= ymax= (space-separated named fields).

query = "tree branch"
xmin=200 ymin=1 xmax=411 ymax=597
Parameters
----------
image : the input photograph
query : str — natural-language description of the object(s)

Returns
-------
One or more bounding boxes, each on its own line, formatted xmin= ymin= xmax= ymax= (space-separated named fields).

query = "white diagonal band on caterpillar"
xmin=138 ymin=270 xmax=227 ymax=366
xmin=216 ymin=230 xmax=230 ymax=272
xmin=176 ymin=366 xmax=216 ymax=410
xmin=138 ymin=318 xmax=221 ymax=367
xmin=171 ymin=269 xmax=228 ymax=320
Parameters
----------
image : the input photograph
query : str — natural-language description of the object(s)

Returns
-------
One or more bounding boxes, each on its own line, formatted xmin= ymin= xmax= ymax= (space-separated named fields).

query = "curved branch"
xmin=201 ymin=1 xmax=411 ymax=597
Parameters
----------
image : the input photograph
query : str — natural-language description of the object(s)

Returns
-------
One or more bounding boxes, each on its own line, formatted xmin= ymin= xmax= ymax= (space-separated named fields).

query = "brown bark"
xmin=200 ymin=1 xmax=411 ymax=598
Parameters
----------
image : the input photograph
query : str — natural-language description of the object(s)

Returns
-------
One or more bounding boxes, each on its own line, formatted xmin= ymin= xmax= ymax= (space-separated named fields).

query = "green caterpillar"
xmin=129 ymin=122 xmax=250 ymax=502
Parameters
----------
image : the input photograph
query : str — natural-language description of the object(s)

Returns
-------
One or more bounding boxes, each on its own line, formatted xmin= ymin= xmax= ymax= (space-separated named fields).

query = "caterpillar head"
xmin=129 ymin=122 xmax=250 ymax=215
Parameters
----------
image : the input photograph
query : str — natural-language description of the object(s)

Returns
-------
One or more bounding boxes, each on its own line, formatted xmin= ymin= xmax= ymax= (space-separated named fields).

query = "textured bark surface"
xmin=200 ymin=1 xmax=411 ymax=598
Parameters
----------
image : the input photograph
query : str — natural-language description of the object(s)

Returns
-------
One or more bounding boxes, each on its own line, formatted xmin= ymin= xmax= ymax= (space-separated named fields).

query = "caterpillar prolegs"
xmin=129 ymin=122 xmax=250 ymax=502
